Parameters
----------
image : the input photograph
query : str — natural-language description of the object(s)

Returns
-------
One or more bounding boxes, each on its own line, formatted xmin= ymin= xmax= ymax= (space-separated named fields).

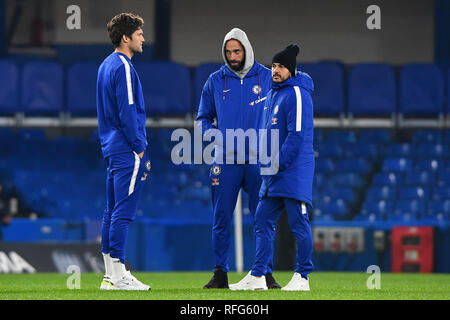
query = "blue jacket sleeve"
xmin=195 ymin=76 xmax=217 ymax=136
xmin=115 ymin=64 xmax=146 ymax=154
xmin=278 ymin=88 xmax=306 ymax=171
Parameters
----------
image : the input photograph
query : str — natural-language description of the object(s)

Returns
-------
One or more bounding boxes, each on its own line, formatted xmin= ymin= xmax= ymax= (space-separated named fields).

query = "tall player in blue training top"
xmin=230 ymin=44 xmax=315 ymax=291
xmin=96 ymin=13 xmax=151 ymax=291
xmin=197 ymin=28 xmax=280 ymax=289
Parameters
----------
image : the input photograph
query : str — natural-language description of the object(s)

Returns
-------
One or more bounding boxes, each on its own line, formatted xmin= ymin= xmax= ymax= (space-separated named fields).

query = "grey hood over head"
xmin=222 ymin=28 xmax=255 ymax=79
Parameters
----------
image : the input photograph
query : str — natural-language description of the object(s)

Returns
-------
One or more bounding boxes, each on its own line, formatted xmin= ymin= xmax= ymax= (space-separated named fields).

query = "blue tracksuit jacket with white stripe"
xmin=259 ymin=71 xmax=315 ymax=205
xmin=96 ymin=52 xmax=147 ymax=158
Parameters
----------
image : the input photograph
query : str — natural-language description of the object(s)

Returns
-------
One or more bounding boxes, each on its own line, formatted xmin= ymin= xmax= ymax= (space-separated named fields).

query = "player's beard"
xmin=228 ymin=58 xmax=245 ymax=71
xmin=272 ymin=72 xmax=290 ymax=83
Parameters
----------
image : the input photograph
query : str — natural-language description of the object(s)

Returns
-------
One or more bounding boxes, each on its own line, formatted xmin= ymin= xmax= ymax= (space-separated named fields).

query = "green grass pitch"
xmin=0 ymin=272 xmax=448 ymax=300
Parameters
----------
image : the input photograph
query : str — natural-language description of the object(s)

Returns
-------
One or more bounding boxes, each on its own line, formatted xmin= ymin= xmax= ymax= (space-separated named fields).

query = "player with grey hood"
xmin=197 ymin=28 xmax=279 ymax=289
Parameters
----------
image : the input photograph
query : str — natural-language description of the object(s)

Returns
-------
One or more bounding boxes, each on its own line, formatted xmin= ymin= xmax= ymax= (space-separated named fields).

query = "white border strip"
xmin=128 ymin=152 xmax=140 ymax=195
xmin=294 ymin=86 xmax=302 ymax=131
xmin=118 ymin=55 xmax=134 ymax=105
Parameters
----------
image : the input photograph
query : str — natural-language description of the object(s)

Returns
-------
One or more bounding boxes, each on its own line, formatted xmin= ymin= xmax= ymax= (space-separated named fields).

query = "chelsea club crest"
xmin=211 ymin=165 xmax=221 ymax=176
xmin=145 ymin=160 xmax=151 ymax=171
xmin=252 ymin=85 xmax=262 ymax=95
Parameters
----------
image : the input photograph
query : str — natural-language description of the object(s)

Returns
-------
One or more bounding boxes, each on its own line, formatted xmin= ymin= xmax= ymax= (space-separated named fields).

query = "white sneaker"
xmin=281 ymin=273 xmax=310 ymax=291
xmin=99 ymin=275 xmax=114 ymax=290
xmin=229 ymin=271 xmax=268 ymax=291
xmin=112 ymin=271 xmax=151 ymax=291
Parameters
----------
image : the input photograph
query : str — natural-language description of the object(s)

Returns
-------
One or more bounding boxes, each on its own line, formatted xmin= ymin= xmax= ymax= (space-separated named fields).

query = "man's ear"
xmin=122 ymin=34 xmax=130 ymax=44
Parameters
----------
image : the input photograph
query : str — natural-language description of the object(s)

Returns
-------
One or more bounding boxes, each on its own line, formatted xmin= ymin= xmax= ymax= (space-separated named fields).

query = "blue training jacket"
xmin=96 ymin=51 xmax=147 ymax=158
xmin=259 ymin=71 xmax=315 ymax=205
xmin=196 ymin=62 xmax=272 ymax=164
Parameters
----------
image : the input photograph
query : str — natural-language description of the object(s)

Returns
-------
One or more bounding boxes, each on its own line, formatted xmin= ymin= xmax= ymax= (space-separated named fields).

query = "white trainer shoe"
xmin=100 ymin=275 xmax=114 ymax=290
xmin=281 ymin=273 xmax=310 ymax=291
xmin=229 ymin=271 xmax=268 ymax=291
xmin=112 ymin=271 xmax=151 ymax=291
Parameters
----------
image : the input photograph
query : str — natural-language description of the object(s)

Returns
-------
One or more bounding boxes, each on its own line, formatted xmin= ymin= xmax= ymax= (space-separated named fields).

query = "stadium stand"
xmin=298 ymin=62 xmax=345 ymax=116
xmin=134 ymin=61 xmax=192 ymax=116
xmin=193 ymin=62 xmax=223 ymax=111
xmin=0 ymin=60 xmax=20 ymax=115
xmin=0 ymin=60 xmax=448 ymax=226
xmin=399 ymin=63 xmax=444 ymax=117
xmin=66 ymin=62 xmax=99 ymax=116
xmin=348 ymin=63 xmax=397 ymax=117
xmin=21 ymin=61 xmax=64 ymax=115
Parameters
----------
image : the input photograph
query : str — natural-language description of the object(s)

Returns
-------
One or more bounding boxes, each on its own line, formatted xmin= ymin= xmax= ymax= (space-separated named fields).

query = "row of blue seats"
xmin=0 ymin=59 xmax=449 ymax=116
xmin=317 ymin=143 xmax=450 ymax=160
xmin=314 ymin=195 xmax=449 ymax=222
xmin=355 ymin=200 xmax=449 ymax=223
xmin=372 ymin=171 xmax=450 ymax=187
xmin=382 ymin=157 xmax=450 ymax=173
xmin=365 ymin=185 xmax=450 ymax=202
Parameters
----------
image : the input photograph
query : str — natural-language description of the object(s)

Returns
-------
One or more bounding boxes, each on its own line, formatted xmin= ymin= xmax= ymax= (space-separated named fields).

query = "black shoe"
xmin=265 ymin=273 xmax=281 ymax=289
xmin=203 ymin=267 xmax=229 ymax=289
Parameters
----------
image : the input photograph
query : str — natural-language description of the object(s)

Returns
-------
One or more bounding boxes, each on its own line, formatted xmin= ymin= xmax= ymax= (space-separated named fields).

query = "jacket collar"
xmin=221 ymin=61 xmax=260 ymax=79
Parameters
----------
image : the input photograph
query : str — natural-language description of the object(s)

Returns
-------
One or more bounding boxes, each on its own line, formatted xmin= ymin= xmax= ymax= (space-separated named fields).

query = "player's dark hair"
xmin=107 ymin=13 xmax=144 ymax=48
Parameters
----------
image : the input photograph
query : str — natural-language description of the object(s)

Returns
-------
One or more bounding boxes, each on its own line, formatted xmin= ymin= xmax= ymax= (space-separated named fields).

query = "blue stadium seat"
xmin=382 ymin=158 xmax=412 ymax=173
xmin=135 ymin=61 xmax=192 ymax=115
xmin=423 ymin=200 xmax=450 ymax=221
xmin=372 ymin=172 xmax=403 ymax=186
xmin=335 ymin=158 xmax=371 ymax=174
xmin=398 ymin=186 xmax=429 ymax=201
xmin=399 ymin=64 xmax=444 ymax=116
xmin=386 ymin=211 xmax=417 ymax=222
xmin=431 ymin=186 xmax=450 ymax=200
xmin=414 ymin=158 xmax=443 ymax=172
xmin=357 ymin=129 xmax=391 ymax=144
xmin=332 ymin=173 xmax=364 ymax=188
xmin=348 ymin=63 xmax=396 ymax=116
xmin=447 ymin=69 xmax=450 ymax=114
xmin=17 ymin=128 xmax=47 ymax=141
xmin=445 ymin=129 xmax=450 ymax=143
xmin=193 ymin=62 xmax=222 ymax=110
xmin=353 ymin=211 xmax=384 ymax=222
xmin=316 ymin=142 xmax=343 ymax=158
xmin=437 ymin=172 xmax=450 ymax=187
xmin=67 ymin=62 xmax=99 ymax=116
xmin=313 ymin=172 xmax=326 ymax=189
xmin=404 ymin=171 xmax=436 ymax=186
xmin=315 ymin=158 xmax=335 ymax=173
xmin=365 ymin=185 xmax=397 ymax=201
xmin=386 ymin=143 xmax=412 ymax=157
xmin=21 ymin=61 xmax=63 ymax=114
xmin=342 ymin=143 xmax=379 ymax=160
xmin=331 ymin=187 xmax=357 ymax=204
xmin=317 ymin=199 xmax=349 ymax=219
xmin=297 ymin=62 xmax=344 ymax=116
xmin=324 ymin=129 xmax=357 ymax=144
xmin=314 ymin=128 xmax=324 ymax=142
xmin=415 ymin=144 xmax=448 ymax=159
xmin=427 ymin=200 xmax=450 ymax=216
xmin=363 ymin=200 xmax=392 ymax=215
xmin=394 ymin=200 xmax=426 ymax=215
xmin=411 ymin=129 xmax=443 ymax=144
xmin=360 ymin=200 xmax=393 ymax=220
xmin=0 ymin=60 xmax=20 ymax=114
xmin=0 ymin=128 xmax=18 ymax=157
